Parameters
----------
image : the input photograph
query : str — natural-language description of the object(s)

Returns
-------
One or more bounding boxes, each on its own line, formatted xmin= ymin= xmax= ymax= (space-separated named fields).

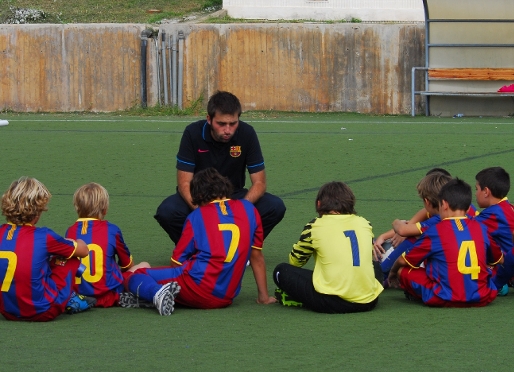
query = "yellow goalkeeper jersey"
xmin=289 ymin=214 xmax=383 ymax=303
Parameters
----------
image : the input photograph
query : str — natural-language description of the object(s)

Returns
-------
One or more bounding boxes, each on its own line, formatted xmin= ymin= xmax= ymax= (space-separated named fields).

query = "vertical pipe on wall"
xmin=161 ymin=32 xmax=168 ymax=105
xmin=178 ymin=30 xmax=185 ymax=109
xmin=155 ymin=36 xmax=162 ymax=106
xmin=168 ymin=35 xmax=173 ymax=106
xmin=140 ymin=29 xmax=153 ymax=108
xmin=172 ymin=33 xmax=178 ymax=106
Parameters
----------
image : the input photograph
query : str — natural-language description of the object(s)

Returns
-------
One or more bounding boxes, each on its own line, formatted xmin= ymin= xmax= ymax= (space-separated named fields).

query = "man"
xmin=155 ymin=91 xmax=286 ymax=244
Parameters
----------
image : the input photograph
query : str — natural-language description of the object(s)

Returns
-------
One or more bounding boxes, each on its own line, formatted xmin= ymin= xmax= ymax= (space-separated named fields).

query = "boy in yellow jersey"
xmin=273 ymin=181 xmax=383 ymax=313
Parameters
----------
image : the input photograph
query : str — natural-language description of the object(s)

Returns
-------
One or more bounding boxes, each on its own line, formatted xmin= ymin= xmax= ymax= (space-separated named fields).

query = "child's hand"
xmin=373 ymin=236 xmax=387 ymax=260
xmin=387 ymin=272 xmax=400 ymax=288
xmin=391 ymin=233 xmax=406 ymax=247
xmin=256 ymin=295 xmax=277 ymax=304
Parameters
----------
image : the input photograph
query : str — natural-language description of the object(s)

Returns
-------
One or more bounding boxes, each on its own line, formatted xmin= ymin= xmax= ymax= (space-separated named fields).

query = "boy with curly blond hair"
xmin=0 ymin=177 xmax=95 ymax=321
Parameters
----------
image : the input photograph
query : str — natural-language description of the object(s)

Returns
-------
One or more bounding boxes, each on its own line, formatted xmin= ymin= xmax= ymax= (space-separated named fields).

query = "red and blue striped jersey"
xmin=417 ymin=204 xmax=479 ymax=234
xmin=0 ymin=223 xmax=77 ymax=318
xmin=171 ymin=199 xmax=263 ymax=302
xmin=474 ymin=198 xmax=514 ymax=255
xmin=66 ymin=219 xmax=133 ymax=297
xmin=404 ymin=217 xmax=499 ymax=304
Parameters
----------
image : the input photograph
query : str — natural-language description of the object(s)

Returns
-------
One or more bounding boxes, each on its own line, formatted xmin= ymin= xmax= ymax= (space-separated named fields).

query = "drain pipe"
xmin=171 ymin=33 xmax=178 ymax=106
xmin=154 ymin=36 xmax=162 ymax=106
xmin=168 ymin=35 xmax=173 ymax=106
xmin=161 ymin=32 xmax=168 ymax=105
xmin=140 ymin=29 xmax=153 ymax=108
xmin=178 ymin=30 xmax=185 ymax=109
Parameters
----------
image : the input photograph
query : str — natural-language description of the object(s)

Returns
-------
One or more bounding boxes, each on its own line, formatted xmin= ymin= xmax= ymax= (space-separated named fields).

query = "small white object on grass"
xmin=0 ymin=120 xmax=9 ymax=126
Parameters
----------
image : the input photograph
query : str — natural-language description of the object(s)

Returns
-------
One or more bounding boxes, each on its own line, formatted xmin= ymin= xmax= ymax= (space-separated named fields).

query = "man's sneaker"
xmin=118 ymin=292 xmax=155 ymax=308
xmin=153 ymin=282 xmax=181 ymax=316
xmin=275 ymin=288 xmax=302 ymax=307
xmin=65 ymin=292 xmax=97 ymax=314
xmin=498 ymin=284 xmax=509 ymax=296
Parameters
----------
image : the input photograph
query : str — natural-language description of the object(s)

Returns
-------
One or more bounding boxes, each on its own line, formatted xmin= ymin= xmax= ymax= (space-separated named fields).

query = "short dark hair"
xmin=475 ymin=167 xmax=510 ymax=198
xmin=207 ymin=91 xmax=242 ymax=118
xmin=426 ymin=168 xmax=451 ymax=177
xmin=316 ymin=181 xmax=356 ymax=216
xmin=438 ymin=178 xmax=472 ymax=211
xmin=190 ymin=168 xmax=233 ymax=206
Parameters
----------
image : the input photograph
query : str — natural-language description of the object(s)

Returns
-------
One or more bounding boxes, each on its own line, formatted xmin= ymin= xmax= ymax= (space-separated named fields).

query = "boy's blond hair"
xmin=1 ymin=177 xmax=51 ymax=224
xmin=73 ymin=182 xmax=109 ymax=219
xmin=416 ymin=172 xmax=453 ymax=208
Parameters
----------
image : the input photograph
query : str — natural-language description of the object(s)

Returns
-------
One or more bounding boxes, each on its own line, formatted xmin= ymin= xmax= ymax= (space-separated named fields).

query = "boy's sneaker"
xmin=65 ymin=292 xmax=97 ymax=314
xmin=498 ymin=284 xmax=509 ymax=296
xmin=118 ymin=292 xmax=155 ymax=308
xmin=153 ymin=282 xmax=181 ymax=316
xmin=275 ymin=288 xmax=303 ymax=307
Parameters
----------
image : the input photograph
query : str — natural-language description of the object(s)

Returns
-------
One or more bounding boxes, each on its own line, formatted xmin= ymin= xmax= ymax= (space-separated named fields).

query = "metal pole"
xmin=168 ymin=35 xmax=173 ymax=107
xmin=161 ymin=32 xmax=168 ymax=105
xmin=140 ymin=29 xmax=153 ymax=108
xmin=172 ymin=33 xmax=178 ymax=106
xmin=155 ymin=36 xmax=161 ymax=106
xmin=178 ymin=30 xmax=185 ymax=109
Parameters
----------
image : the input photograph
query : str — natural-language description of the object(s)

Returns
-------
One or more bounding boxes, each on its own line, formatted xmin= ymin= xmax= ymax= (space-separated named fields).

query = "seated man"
xmin=120 ymin=168 xmax=276 ymax=315
xmin=154 ymin=91 xmax=286 ymax=245
xmin=388 ymin=178 xmax=502 ymax=307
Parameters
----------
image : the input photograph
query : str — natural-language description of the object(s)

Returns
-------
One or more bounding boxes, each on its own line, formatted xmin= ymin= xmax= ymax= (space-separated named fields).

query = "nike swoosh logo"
xmin=198 ymin=149 xmax=209 ymax=153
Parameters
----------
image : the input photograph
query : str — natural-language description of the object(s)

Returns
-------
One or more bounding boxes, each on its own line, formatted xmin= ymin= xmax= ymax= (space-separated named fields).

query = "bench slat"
xmin=428 ymin=68 xmax=514 ymax=80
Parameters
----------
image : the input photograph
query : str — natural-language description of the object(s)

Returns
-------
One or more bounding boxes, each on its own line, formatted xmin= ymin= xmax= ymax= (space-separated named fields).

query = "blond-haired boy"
xmin=66 ymin=182 xmax=148 ymax=307
xmin=0 ymin=177 xmax=95 ymax=321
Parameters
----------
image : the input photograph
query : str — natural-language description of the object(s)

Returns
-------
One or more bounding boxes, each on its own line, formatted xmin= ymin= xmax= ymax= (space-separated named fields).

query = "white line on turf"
xmin=6 ymin=119 xmax=514 ymax=126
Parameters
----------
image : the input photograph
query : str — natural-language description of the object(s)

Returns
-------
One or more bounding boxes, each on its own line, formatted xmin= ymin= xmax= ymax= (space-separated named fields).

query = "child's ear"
xmin=482 ymin=187 xmax=491 ymax=197
xmin=439 ymin=200 xmax=449 ymax=211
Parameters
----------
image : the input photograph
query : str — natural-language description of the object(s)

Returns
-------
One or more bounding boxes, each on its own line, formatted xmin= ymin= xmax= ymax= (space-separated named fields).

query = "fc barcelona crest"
xmin=230 ymin=146 xmax=242 ymax=157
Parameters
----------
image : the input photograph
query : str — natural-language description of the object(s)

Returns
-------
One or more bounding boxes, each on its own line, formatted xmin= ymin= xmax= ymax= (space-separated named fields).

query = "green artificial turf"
xmin=0 ymin=113 xmax=514 ymax=371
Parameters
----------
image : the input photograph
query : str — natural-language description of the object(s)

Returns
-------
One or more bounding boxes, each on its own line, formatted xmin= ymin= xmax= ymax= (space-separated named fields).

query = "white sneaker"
xmin=153 ymin=282 xmax=181 ymax=316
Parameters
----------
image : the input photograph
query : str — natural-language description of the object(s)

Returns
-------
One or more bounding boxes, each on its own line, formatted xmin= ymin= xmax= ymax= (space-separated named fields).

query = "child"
xmin=473 ymin=167 xmax=514 ymax=295
xmin=0 ymin=177 xmax=96 ymax=321
xmin=373 ymin=168 xmax=453 ymax=257
xmin=273 ymin=181 xmax=383 ymax=314
xmin=378 ymin=172 xmax=453 ymax=282
xmin=388 ymin=178 xmax=502 ymax=307
xmin=66 ymin=182 xmax=148 ymax=307
xmin=119 ymin=168 xmax=276 ymax=315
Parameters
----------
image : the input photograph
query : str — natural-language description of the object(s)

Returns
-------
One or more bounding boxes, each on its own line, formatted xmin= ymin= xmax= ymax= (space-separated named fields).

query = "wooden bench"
xmin=411 ymin=67 xmax=514 ymax=116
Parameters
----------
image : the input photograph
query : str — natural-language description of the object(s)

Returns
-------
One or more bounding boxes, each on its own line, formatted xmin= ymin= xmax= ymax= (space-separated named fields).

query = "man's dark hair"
xmin=475 ymin=167 xmax=510 ymax=199
xmin=438 ymin=178 xmax=472 ymax=211
xmin=207 ymin=91 xmax=242 ymax=118
xmin=316 ymin=181 xmax=356 ymax=216
xmin=190 ymin=168 xmax=233 ymax=206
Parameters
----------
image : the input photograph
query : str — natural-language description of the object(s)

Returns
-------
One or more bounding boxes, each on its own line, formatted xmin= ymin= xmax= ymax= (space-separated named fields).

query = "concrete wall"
xmin=161 ymin=23 xmax=425 ymax=114
xmin=0 ymin=23 xmax=424 ymax=114
xmin=0 ymin=24 xmax=156 ymax=112
xmin=223 ymin=0 xmax=424 ymax=22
